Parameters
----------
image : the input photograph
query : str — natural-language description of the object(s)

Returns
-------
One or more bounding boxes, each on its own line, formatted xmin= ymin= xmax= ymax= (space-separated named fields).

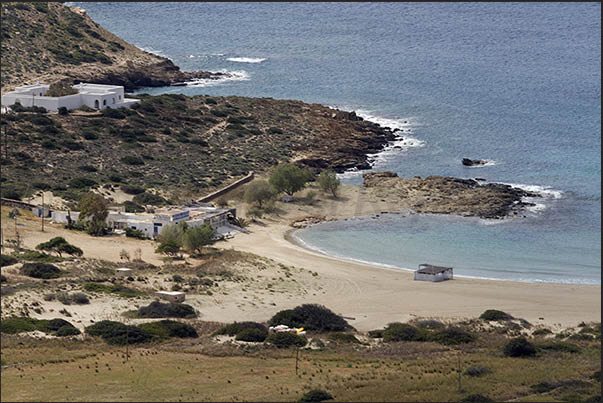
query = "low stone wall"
xmin=0 ymin=197 xmax=38 ymax=210
xmin=198 ymin=171 xmax=254 ymax=203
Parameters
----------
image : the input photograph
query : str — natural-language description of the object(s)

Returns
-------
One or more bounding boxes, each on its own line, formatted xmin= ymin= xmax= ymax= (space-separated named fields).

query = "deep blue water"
xmin=75 ymin=2 xmax=601 ymax=284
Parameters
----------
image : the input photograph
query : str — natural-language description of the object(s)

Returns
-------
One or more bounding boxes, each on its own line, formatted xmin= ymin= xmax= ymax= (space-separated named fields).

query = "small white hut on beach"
xmin=414 ymin=264 xmax=453 ymax=282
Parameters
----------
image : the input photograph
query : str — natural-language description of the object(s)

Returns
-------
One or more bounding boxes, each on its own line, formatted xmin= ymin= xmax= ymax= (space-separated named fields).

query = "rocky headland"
xmin=362 ymin=171 xmax=540 ymax=219
xmin=0 ymin=2 xmax=227 ymax=91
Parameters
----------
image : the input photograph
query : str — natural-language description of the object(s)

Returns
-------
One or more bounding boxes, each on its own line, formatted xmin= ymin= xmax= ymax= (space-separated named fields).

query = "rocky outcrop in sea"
xmin=362 ymin=171 xmax=540 ymax=219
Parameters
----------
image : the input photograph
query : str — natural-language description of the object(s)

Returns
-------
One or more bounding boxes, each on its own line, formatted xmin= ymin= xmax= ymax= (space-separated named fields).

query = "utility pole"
xmin=457 ymin=352 xmax=463 ymax=393
xmin=41 ymin=192 xmax=45 ymax=232
xmin=295 ymin=348 xmax=300 ymax=375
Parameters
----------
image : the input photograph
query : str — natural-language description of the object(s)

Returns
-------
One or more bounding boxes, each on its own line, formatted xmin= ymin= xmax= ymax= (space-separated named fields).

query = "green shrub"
xmin=83 ymin=282 xmax=141 ymax=298
xmin=235 ymin=328 xmax=268 ymax=342
xmin=215 ymin=321 xmax=267 ymax=337
xmin=0 ymin=274 xmax=6 ymax=283
xmin=268 ymin=304 xmax=352 ymax=332
xmin=265 ymin=332 xmax=307 ymax=348
xmin=56 ymin=325 xmax=81 ymax=336
xmin=125 ymin=227 xmax=147 ymax=239
xmin=86 ymin=320 xmax=152 ymax=345
xmin=0 ymin=317 xmax=47 ymax=334
xmin=298 ymin=389 xmax=334 ymax=402
xmin=61 ymin=140 xmax=85 ymax=150
xmin=138 ymin=320 xmax=198 ymax=339
xmin=0 ymin=255 xmax=18 ymax=267
xmin=367 ymin=329 xmax=384 ymax=338
xmin=33 ymin=181 xmax=52 ymax=190
xmin=535 ymin=341 xmax=581 ymax=353
xmin=121 ymin=155 xmax=145 ymax=166
xmin=383 ymin=323 xmax=426 ymax=342
xmin=480 ymin=309 xmax=513 ymax=321
xmin=14 ymin=250 xmax=63 ymax=263
xmin=429 ymin=327 xmax=476 ymax=345
xmin=124 ymin=200 xmax=145 ymax=213
xmin=46 ymin=318 xmax=75 ymax=331
xmin=58 ymin=107 xmax=69 ymax=115
xmin=137 ymin=301 xmax=197 ymax=318
xmin=69 ymin=177 xmax=96 ymax=189
xmin=327 ymin=332 xmax=361 ymax=344
xmin=460 ymin=394 xmax=493 ymax=403
xmin=503 ymin=337 xmax=536 ymax=357
xmin=415 ymin=319 xmax=445 ymax=329
xmin=101 ymin=107 xmax=126 ymax=119
xmin=120 ymin=185 xmax=145 ymax=195
xmin=133 ymin=192 xmax=167 ymax=205
xmin=593 ymin=370 xmax=601 ymax=382
xmin=20 ymin=262 xmax=61 ymax=279
xmin=464 ymin=366 xmax=492 ymax=377
xmin=78 ymin=165 xmax=97 ymax=172
xmin=532 ymin=328 xmax=553 ymax=336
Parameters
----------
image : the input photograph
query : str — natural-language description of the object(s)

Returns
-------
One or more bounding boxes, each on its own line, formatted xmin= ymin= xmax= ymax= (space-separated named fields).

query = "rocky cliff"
xmin=0 ymin=2 xmax=225 ymax=91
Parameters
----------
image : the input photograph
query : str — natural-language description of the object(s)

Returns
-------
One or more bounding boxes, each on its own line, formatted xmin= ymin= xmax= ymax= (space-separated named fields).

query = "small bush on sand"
xmin=383 ymin=323 xmax=427 ymax=342
xmin=429 ymin=327 xmax=476 ymax=345
xmin=415 ymin=319 xmax=445 ymax=329
xmin=266 ymin=332 xmax=307 ymax=348
xmin=20 ymin=262 xmax=61 ymax=279
xmin=0 ymin=255 xmax=18 ymax=267
xmin=368 ymin=329 xmax=384 ymax=338
xmin=57 ymin=292 xmax=90 ymax=305
xmin=327 ymin=332 xmax=361 ymax=344
xmin=0 ymin=317 xmax=47 ymax=334
xmin=56 ymin=325 xmax=81 ymax=336
xmin=464 ymin=366 xmax=492 ymax=377
xmin=137 ymin=301 xmax=197 ymax=318
xmin=138 ymin=320 xmax=198 ymax=339
xmin=503 ymin=337 xmax=536 ymax=357
xmin=532 ymin=328 xmax=553 ymax=336
xmin=85 ymin=320 xmax=152 ymax=345
xmin=215 ymin=321 xmax=267 ymax=337
xmin=268 ymin=304 xmax=352 ymax=332
xmin=235 ymin=328 xmax=268 ymax=342
xmin=46 ymin=319 xmax=75 ymax=331
xmin=480 ymin=309 xmax=513 ymax=321
xmin=298 ymin=389 xmax=334 ymax=402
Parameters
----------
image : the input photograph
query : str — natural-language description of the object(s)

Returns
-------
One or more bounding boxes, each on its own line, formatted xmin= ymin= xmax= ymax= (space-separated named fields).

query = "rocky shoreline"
xmin=362 ymin=171 xmax=540 ymax=219
xmin=66 ymin=57 xmax=230 ymax=92
xmin=297 ymin=110 xmax=400 ymax=173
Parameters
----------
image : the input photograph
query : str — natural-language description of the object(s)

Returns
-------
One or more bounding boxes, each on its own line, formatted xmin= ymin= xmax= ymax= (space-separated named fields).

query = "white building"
xmin=155 ymin=291 xmax=186 ymax=303
xmin=50 ymin=205 xmax=236 ymax=239
xmin=413 ymin=264 xmax=453 ymax=282
xmin=1 ymin=82 xmax=139 ymax=112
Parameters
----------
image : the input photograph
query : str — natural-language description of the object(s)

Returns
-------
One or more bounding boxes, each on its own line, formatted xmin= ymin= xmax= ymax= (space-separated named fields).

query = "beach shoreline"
xmin=223 ymin=218 xmax=601 ymax=331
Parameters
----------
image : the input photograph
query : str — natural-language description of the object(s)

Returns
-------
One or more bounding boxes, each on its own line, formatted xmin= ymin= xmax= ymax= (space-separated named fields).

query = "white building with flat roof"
xmin=1 ymin=82 xmax=139 ymax=112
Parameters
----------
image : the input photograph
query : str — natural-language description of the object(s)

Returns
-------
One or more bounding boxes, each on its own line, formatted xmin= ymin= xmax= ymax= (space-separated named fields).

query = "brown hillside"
xmin=0 ymin=2 xmax=223 ymax=91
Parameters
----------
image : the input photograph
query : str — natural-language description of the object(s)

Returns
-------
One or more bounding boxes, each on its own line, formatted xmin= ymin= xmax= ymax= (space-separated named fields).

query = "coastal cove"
xmin=75 ymin=2 xmax=602 ymax=286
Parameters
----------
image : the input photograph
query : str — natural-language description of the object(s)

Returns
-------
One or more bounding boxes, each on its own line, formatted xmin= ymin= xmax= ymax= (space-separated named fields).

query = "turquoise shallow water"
xmin=75 ymin=2 xmax=601 ymax=284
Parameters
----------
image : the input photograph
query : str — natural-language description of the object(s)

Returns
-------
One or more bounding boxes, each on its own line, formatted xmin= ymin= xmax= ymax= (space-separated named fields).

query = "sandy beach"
xmin=222 ymin=219 xmax=601 ymax=331
xmin=2 ymin=184 xmax=600 ymax=332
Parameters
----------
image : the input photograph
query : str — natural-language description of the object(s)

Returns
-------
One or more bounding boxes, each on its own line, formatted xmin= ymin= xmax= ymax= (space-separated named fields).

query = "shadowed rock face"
xmin=462 ymin=158 xmax=488 ymax=166
xmin=363 ymin=171 xmax=540 ymax=219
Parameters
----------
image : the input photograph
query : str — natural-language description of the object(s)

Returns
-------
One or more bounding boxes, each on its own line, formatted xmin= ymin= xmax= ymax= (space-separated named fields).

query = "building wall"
xmin=414 ymin=270 xmax=453 ymax=282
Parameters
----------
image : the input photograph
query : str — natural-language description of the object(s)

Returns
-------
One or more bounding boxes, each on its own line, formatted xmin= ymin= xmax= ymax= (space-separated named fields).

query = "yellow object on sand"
xmin=296 ymin=328 xmax=304 ymax=334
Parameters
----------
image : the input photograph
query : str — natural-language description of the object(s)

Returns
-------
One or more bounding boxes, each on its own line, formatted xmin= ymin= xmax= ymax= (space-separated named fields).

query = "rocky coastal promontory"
xmin=363 ymin=171 xmax=540 ymax=219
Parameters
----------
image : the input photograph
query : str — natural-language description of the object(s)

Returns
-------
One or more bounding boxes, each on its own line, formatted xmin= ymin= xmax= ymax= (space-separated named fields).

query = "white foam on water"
xmin=504 ymin=183 xmax=564 ymax=200
xmin=184 ymin=70 xmax=250 ymax=87
xmin=226 ymin=57 xmax=267 ymax=63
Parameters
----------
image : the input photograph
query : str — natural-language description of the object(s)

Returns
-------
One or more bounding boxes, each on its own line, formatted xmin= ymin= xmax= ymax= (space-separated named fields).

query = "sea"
xmin=74 ymin=2 xmax=601 ymax=285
